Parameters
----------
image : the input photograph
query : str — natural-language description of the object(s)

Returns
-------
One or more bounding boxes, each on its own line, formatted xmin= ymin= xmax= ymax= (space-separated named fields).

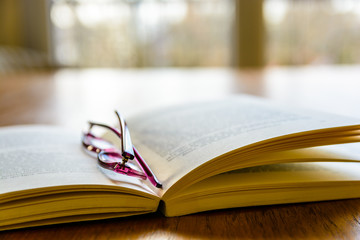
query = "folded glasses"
xmin=82 ymin=111 xmax=162 ymax=188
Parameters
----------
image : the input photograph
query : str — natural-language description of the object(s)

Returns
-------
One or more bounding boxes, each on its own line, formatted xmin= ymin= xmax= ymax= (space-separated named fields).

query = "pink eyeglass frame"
xmin=82 ymin=111 xmax=162 ymax=188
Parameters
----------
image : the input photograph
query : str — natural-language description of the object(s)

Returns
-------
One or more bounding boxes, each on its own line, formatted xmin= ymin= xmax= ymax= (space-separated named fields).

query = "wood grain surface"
xmin=1 ymin=67 xmax=360 ymax=239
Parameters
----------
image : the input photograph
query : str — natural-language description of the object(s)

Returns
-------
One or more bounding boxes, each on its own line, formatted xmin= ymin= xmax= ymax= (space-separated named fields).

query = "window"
xmin=264 ymin=0 xmax=360 ymax=65
xmin=50 ymin=0 xmax=234 ymax=67
xmin=2 ymin=0 xmax=359 ymax=71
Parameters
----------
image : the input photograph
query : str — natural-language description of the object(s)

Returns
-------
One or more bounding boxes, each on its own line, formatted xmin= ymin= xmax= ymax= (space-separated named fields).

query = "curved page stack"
xmin=1 ymin=95 xmax=360 ymax=230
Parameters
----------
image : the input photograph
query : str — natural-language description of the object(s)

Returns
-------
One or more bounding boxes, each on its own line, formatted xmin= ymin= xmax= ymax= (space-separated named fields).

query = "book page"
xmin=127 ymin=95 xmax=360 ymax=196
xmin=163 ymin=161 xmax=360 ymax=216
xmin=177 ymin=144 xmax=360 ymax=197
xmin=0 ymin=126 xmax=156 ymax=198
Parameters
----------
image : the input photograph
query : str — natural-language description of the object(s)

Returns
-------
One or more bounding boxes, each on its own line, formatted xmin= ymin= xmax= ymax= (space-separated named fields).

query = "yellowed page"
xmin=127 ymin=96 xmax=360 ymax=197
xmin=163 ymin=159 xmax=360 ymax=216
xmin=175 ymin=143 xmax=360 ymax=196
xmin=0 ymin=211 xmax=149 ymax=231
xmin=0 ymin=126 xmax=159 ymax=229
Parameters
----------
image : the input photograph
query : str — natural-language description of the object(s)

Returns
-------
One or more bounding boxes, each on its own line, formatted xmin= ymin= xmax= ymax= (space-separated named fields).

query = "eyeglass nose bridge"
xmin=82 ymin=125 xmax=144 ymax=178
xmin=98 ymin=150 xmax=147 ymax=180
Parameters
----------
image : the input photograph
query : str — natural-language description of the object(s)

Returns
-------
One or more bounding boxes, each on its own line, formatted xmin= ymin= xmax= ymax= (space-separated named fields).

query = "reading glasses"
xmin=82 ymin=111 xmax=162 ymax=188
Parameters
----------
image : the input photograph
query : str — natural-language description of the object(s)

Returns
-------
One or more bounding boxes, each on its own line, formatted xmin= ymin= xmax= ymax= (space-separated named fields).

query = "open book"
xmin=1 ymin=95 xmax=360 ymax=230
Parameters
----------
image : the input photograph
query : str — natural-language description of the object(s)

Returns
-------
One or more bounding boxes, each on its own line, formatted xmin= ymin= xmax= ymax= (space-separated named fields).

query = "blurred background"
xmin=1 ymin=0 xmax=360 ymax=73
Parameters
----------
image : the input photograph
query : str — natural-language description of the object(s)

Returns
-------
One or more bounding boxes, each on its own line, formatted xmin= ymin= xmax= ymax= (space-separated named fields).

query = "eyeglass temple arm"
xmin=114 ymin=111 xmax=135 ymax=160
xmin=89 ymin=118 xmax=135 ymax=160
xmin=114 ymin=111 xmax=162 ymax=188
xmin=133 ymin=146 xmax=162 ymax=188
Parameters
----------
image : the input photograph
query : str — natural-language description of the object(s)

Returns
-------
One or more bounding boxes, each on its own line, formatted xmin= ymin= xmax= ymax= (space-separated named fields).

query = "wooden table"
xmin=1 ymin=66 xmax=360 ymax=239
